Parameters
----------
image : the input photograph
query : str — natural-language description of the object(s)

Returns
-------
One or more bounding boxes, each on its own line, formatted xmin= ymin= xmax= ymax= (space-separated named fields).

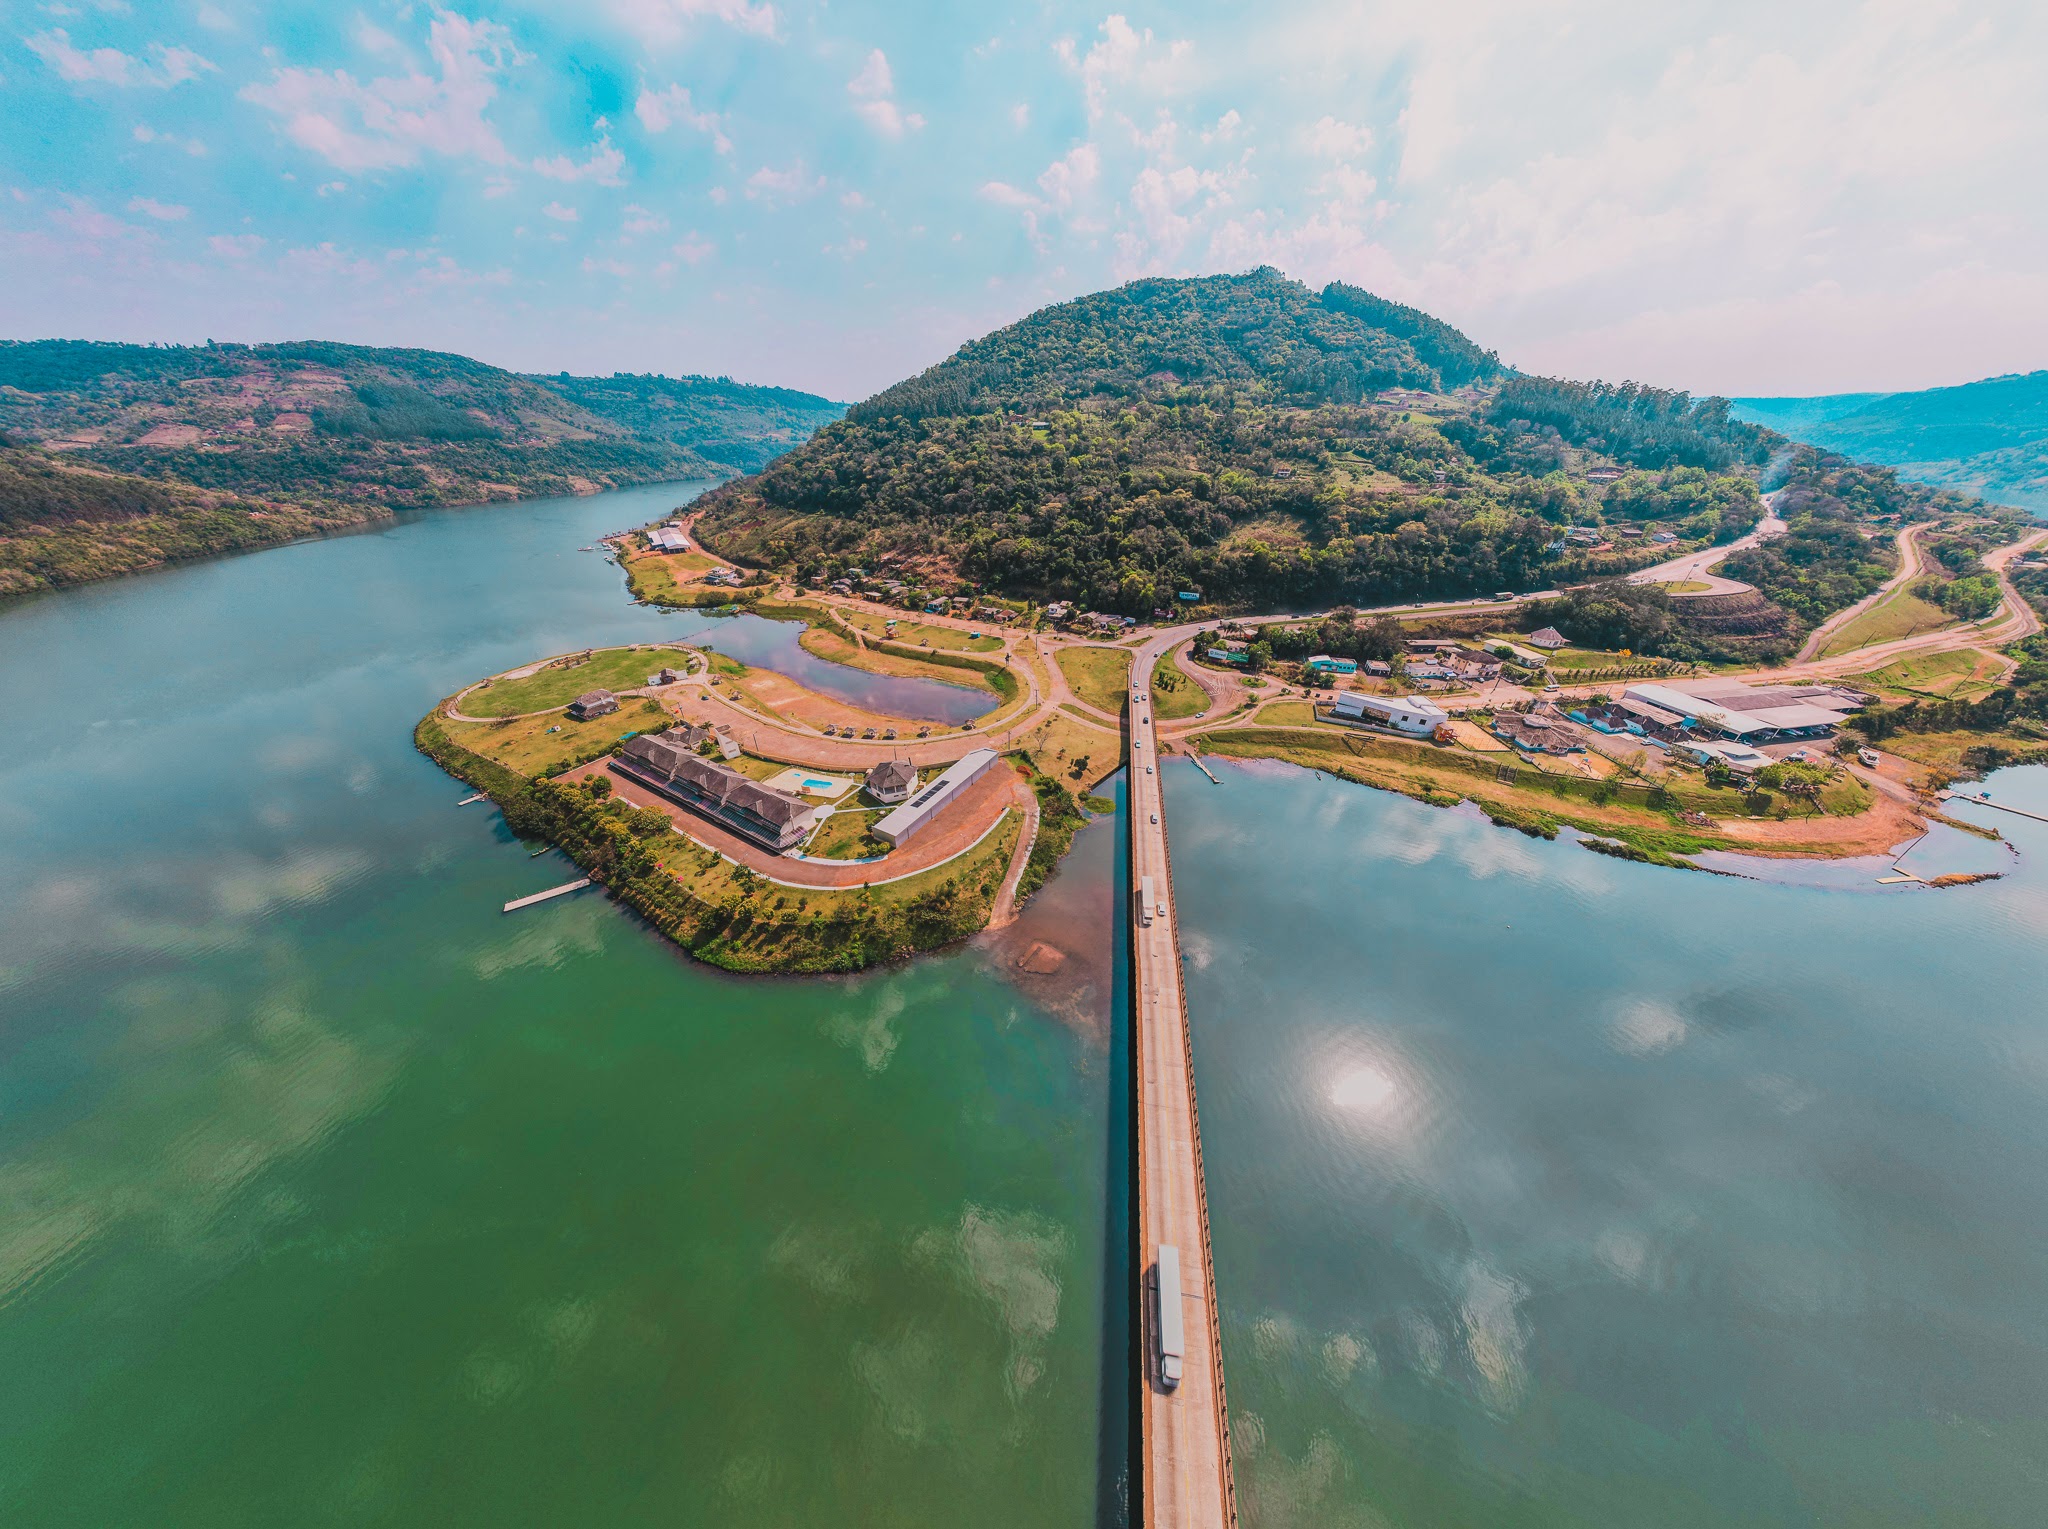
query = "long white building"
xmin=873 ymin=748 xmax=1000 ymax=846
xmin=1329 ymin=692 xmax=1449 ymax=736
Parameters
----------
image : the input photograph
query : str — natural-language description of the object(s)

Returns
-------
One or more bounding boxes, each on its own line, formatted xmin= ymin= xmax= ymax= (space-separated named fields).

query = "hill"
xmin=1734 ymin=372 xmax=2048 ymax=514
xmin=694 ymin=268 xmax=1781 ymax=617
xmin=0 ymin=339 xmax=842 ymax=597
xmin=0 ymin=445 xmax=384 ymax=598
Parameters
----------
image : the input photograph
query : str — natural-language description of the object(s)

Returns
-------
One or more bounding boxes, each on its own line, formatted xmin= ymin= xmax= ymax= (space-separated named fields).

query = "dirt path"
xmin=987 ymin=781 xmax=1043 ymax=929
xmin=1628 ymin=491 xmax=1787 ymax=597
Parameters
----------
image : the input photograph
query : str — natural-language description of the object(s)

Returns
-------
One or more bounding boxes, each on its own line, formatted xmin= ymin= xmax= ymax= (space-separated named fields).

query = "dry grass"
xmin=1056 ymin=643 xmax=1134 ymax=712
xmin=1819 ymin=586 xmax=1956 ymax=658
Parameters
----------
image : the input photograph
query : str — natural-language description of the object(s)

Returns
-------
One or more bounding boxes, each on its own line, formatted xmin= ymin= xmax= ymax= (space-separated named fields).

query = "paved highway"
xmin=1127 ymin=641 xmax=1237 ymax=1529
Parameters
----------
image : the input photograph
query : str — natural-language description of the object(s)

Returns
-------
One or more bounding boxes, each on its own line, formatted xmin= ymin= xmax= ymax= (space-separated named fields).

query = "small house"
xmin=1328 ymin=692 xmax=1448 ymax=736
xmin=567 ymin=690 xmax=618 ymax=721
xmin=1304 ymin=655 xmax=1359 ymax=675
xmin=1365 ymin=660 xmax=1392 ymax=677
xmin=1527 ymin=628 xmax=1568 ymax=651
xmin=865 ymin=759 xmax=918 ymax=804
xmin=646 ymin=667 xmax=683 ymax=686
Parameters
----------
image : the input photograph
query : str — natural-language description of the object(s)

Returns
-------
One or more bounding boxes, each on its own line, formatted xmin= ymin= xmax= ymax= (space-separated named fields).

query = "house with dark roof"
xmin=1527 ymin=627 xmax=1568 ymax=650
xmin=612 ymin=735 xmax=820 ymax=852
xmin=567 ymin=690 xmax=619 ymax=720
xmin=865 ymin=759 xmax=918 ymax=804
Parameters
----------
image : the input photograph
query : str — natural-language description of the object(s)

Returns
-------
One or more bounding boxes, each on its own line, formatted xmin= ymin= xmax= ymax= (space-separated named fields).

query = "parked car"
xmin=1859 ymin=748 xmax=1881 ymax=768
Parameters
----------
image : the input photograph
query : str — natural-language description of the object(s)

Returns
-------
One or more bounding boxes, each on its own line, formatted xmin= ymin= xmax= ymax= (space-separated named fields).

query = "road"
xmin=1627 ymin=492 xmax=1786 ymax=597
xmin=1127 ymin=642 xmax=1237 ymax=1529
xmin=1795 ymin=523 xmax=1927 ymax=661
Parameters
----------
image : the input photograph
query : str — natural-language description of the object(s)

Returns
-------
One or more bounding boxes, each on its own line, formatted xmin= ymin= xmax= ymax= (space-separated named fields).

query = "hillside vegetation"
xmin=1735 ymin=372 xmax=2048 ymax=514
xmin=0 ymin=338 xmax=841 ymax=598
xmin=696 ymin=269 xmax=1777 ymax=613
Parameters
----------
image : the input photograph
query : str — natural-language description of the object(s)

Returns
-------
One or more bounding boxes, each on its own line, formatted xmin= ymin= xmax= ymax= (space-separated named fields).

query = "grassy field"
xmin=624 ymin=554 xmax=745 ymax=609
xmin=1876 ymin=728 xmax=2048 ymax=778
xmin=1253 ymin=700 xmax=1317 ymax=725
xmin=1150 ymin=648 xmax=1208 ymax=719
xmin=802 ymin=805 xmax=890 ymax=860
xmin=1819 ymin=586 xmax=1957 ymax=658
xmin=843 ymin=611 xmax=1003 ymax=652
xmin=1851 ymin=647 xmax=2005 ymax=700
xmin=1196 ymin=726 xmax=1875 ymax=861
xmin=464 ymin=646 xmax=686 ymax=716
xmin=1057 ymin=644 xmax=1134 ymax=712
xmin=443 ymin=698 xmax=670 ymax=775
xmin=798 ymin=625 xmax=1000 ymax=693
xmin=1011 ymin=710 xmax=1121 ymax=788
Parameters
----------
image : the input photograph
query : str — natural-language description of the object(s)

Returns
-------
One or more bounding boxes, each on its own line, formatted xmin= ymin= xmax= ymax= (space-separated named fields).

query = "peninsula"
xmin=419 ymin=271 xmax=2048 ymax=974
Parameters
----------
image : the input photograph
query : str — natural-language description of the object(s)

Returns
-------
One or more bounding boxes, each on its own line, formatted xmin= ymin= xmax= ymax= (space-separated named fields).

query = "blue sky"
xmin=6 ymin=1 xmax=2045 ymax=401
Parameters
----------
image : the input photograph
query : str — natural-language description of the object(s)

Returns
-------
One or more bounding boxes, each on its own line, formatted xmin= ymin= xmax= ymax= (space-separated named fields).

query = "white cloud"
xmin=240 ymin=12 xmax=513 ymax=173
xmin=839 ymin=190 xmax=868 ymax=209
xmin=1010 ymin=103 xmax=1030 ymax=129
xmin=1054 ymin=14 xmax=1190 ymax=122
xmin=607 ymin=0 xmax=778 ymax=47
xmin=620 ymin=203 xmax=668 ymax=235
xmin=671 ymin=231 xmax=715 ymax=264
xmin=582 ymin=255 xmax=633 ymax=277
xmin=125 ymin=196 xmax=188 ymax=220
xmin=1037 ymin=143 xmax=1100 ymax=209
xmin=744 ymin=159 xmax=823 ymax=202
xmin=634 ymin=82 xmax=732 ymax=153
xmin=27 ymin=29 xmax=215 ymax=88
xmin=208 ymin=233 xmax=266 ymax=258
xmin=132 ymin=123 xmax=207 ymax=155
xmin=1305 ymin=116 xmax=1372 ymax=158
xmin=1201 ymin=110 xmax=1241 ymax=145
xmin=541 ymin=200 xmax=579 ymax=221
xmin=822 ymin=236 xmax=867 ymax=260
xmin=534 ymin=131 xmax=626 ymax=186
xmin=847 ymin=48 xmax=923 ymax=138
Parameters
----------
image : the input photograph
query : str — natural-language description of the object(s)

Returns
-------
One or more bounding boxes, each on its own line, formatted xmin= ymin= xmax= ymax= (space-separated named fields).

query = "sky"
xmin=5 ymin=0 xmax=2046 ymax=403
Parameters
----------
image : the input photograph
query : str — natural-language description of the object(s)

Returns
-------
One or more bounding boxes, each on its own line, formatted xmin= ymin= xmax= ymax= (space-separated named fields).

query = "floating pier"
xmin=503 ymin=878 xmax=593 ymax=913
xmin=1188 ymin=755 xmax=1220 ymax=785
xmin=458 ymin=792 xmax=488 ymax=806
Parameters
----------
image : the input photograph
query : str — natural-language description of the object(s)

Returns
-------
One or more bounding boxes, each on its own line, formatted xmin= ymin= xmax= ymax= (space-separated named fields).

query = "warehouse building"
xmin=1623 ymin=680 xmax=1856 ymax=742
xmin=873 ymin=748 xmax=999 ymax=846
xmin=1327 ymin=692 xmax=1449 ymax=736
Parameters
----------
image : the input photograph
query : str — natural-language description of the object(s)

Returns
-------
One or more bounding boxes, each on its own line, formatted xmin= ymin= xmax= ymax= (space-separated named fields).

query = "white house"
xmin=1329 ymin=692 xmax=1449 ymax=736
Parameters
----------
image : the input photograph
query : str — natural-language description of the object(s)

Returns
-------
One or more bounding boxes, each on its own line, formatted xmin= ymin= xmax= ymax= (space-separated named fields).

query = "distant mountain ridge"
xmin=0 ymin=338 xmax=843 ymax=597
xmin=1734 ymin=371 xmax=2048 ymax=514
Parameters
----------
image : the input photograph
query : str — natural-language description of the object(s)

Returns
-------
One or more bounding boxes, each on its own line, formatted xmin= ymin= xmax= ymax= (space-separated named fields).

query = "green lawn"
xmin=1057 ymin=644 xmax=1134 ymax=712
xmin=844 ymin=612 xmax=1003 ymax=653
xmin=1819 ymin=586 xmax=1957 ymax=658
xmin=1150 ymin=649 xmax=1208 ymax=719
xmin=803 ymin=804 xmax=890 ymax=860
xmin=464 ymin=646 xmax=686 ymax=716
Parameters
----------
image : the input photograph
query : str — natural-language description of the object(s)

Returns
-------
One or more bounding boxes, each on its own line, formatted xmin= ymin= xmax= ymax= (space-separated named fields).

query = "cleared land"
xmin=802 ymin=804 xmax=890 ymax=860
xmin=1819 ymin=586 xmax=1957 ymax=658
xmin=842 ymin=611 xmax=1003 ymax=652
xmin=465 ymin=646 xmax=685 ymax=716
xmin=1852 ymin=648 xmax=2006 ymax=700
xmin=798 ymin=625 xmax=999 ymax=694
xmin=1056 ymin=644 xmax=1134 ymax=712
xmin=1150 ymin=648 xmax=1208 ymax=719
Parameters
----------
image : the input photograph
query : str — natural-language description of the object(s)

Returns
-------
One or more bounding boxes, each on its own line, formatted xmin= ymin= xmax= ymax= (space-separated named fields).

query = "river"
xmin=0 ymin=484 xmax=1108 ymax=1526
xmin=3 ymin=483 xmax=2045 ymax=1526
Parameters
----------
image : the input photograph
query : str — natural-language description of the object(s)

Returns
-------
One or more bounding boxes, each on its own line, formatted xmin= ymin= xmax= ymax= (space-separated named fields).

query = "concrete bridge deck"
xmin=1128 ymin=643 xmax=1237 ymax=1529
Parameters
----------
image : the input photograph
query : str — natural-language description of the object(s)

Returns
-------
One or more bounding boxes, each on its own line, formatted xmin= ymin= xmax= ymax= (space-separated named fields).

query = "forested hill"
xmin=850 ymin=267 xmax=1501 ymax=424
xmin=694 ymin=269 xmax=1782 ymax=614
xmin=1734 ymin=372 xmax=2048 ymax=514
xmin=0 ymin=338 xmax=841 ymax=597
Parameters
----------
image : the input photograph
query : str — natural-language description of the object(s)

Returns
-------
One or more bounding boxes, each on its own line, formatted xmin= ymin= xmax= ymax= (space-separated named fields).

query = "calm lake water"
xmin=5 ymin=481 xmax=2046 ymax=1526
xmin=1169 ymin=757 xmax=2048 ymax=1528
xmin=0 ymin=484 xmax=1109 ymax=1526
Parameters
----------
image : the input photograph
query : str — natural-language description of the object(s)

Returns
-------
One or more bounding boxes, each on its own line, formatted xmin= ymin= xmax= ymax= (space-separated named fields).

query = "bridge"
xmin=1127 ymin=642 xmax=1238 ymax=1529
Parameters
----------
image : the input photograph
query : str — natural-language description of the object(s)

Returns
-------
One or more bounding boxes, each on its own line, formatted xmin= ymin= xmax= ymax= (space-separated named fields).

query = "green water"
xmin=0 ymin=486 xmax=1115 ymax=1525
xmin=8 ymin=481 xmax=2048 ymax=1526
xmin=1169 ymin=758 xmax=2048 ymax=1528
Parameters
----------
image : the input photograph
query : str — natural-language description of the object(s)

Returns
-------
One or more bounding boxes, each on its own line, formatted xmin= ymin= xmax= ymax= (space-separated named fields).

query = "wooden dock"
xmin=503 ymin=878 xmax=592 ymax=913
xmin=1941 ymin=791 xmax=2048 ymax=826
